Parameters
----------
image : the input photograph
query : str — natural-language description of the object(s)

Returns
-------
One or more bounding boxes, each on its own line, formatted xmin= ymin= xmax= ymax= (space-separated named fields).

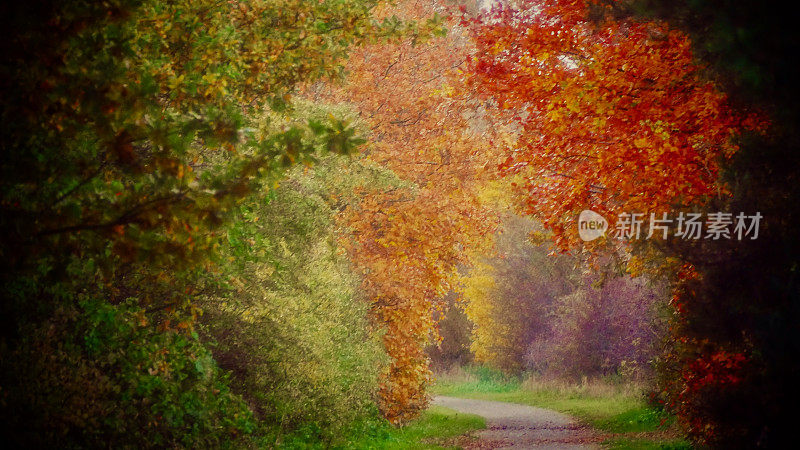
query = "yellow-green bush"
xmin=199 ymin=159 xmax=389 ymax=441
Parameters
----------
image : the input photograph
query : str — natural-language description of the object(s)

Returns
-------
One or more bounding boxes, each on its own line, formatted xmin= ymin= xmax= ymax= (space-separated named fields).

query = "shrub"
xmin=1 ymin=299 xmax=254 ymax=448
xmin=198 ymin=159 xmax=388 ymax=441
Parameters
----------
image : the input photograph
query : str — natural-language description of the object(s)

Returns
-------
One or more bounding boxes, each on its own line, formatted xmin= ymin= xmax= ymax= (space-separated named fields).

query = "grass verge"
xmin=286 ymin=406 xmax=483 ymax=450
xmin=256 ymin=405 xmax=484 ymax=449
xmin=342 ymin=406 xmax=485 ymax=449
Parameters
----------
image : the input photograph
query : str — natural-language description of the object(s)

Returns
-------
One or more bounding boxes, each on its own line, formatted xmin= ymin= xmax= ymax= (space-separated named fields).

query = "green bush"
xmin=1 ymin=299 xmax=254 ymax=448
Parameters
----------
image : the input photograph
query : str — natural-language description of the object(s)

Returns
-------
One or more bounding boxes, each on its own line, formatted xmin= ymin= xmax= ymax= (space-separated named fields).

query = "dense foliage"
xmin=199 ymin=155 xmax=389 ymax=443
xmin=2 ymin=0 xmax=796 ymax=447
xmin=319 ymin=0 xmax=499 ymax=423
xmin=0 ymin=0 xmax=421 ymax=445
xmin=460 ymin=0 xmax=763 ymax=250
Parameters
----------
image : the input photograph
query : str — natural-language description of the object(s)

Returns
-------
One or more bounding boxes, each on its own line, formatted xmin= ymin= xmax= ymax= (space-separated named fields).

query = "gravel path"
xmin=432 ymin=396 xmax=601 ymax=449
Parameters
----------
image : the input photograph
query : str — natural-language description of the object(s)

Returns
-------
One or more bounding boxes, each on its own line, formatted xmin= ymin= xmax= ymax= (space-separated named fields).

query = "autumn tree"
xmin=461 ymin=0 xmax=761 ymax=250
xmin=313 ymin=0 xmax=500 ymax=423
xmin=527 ymin=272 xmax=665 ymax=379
xmin=462 ymin=0 xmax=791 ymax=447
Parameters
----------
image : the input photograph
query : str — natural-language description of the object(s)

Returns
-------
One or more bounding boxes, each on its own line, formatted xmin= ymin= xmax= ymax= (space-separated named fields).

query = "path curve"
xmin=432 ymin=396 xmax=601 ymax=449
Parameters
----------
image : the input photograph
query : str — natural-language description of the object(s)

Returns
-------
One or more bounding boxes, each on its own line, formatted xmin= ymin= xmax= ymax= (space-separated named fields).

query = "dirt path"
xmin=432 ymin=396 xmax=602 ymax=449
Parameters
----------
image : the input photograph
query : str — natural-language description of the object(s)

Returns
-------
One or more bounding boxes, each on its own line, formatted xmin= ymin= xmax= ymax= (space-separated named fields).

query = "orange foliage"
xmin=319 ymin=0 xmax=498 ymax=423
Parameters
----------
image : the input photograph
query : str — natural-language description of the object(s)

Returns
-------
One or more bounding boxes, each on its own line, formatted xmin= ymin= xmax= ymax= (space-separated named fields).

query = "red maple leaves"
xmin=462 ymin=0 xmax=764 ymax=249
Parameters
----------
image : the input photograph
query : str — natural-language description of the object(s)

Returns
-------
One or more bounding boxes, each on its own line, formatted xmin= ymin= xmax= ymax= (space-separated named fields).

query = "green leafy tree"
xmin=0 ymin=0 xmax=417 ymax=445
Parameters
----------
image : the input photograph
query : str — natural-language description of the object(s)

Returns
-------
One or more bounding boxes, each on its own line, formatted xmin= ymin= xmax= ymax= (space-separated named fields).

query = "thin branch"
xmin=36 ymin=193 xmax=187 ymax=238
xmin=50 ymin=162 xmax=108 ymax=208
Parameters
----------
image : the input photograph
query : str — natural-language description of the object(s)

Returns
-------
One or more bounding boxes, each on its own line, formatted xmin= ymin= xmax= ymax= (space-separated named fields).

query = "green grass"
xmin=254 ymin=405 xmax=484 ymax=449
xmin=433 ymin=373 xmax=654 ymax=431
xmin=338 ymin=406 xmax=486 ymax=449
xmin=431 ymin=366 xmax=691 ymax=449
